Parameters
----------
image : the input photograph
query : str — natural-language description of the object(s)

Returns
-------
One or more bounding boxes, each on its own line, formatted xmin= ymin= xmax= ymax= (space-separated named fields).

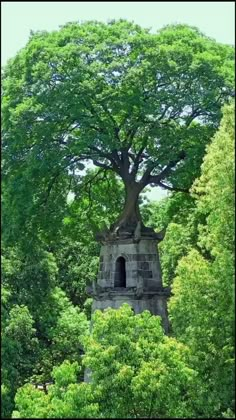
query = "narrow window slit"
xmin=114 ymin=257 xmax=126 ymax=288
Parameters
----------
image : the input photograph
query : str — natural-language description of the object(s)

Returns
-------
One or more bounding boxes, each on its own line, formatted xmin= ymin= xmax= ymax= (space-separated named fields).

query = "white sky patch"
xmin=1 ymin=2 xmax=234 ymax=66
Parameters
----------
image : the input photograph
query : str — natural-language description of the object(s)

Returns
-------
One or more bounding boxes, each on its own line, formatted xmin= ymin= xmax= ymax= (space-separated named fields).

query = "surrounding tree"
xmin=1 ymin=303 xmax=39 ymax=418
xmin=13 ymin=304 xmax=197 ymax=419
xmin=168 ymin=102 xmax=235 ymax=417
xmin=1 ymin=246 xmax=89 ymax=418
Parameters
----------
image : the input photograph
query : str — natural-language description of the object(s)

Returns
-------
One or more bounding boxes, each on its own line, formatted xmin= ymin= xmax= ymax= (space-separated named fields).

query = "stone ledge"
xmin=87 ymin=285 xmax=171 ymax=300
xmin=96 ymin=227 xmax=166 ymax=243
xmin=103 ymin=235 xmax=162 ymax=245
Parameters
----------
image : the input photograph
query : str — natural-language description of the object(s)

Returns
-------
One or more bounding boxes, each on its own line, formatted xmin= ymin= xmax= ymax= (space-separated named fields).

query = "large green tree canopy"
xmin=2 ymin=20 xmax=234 ymax=239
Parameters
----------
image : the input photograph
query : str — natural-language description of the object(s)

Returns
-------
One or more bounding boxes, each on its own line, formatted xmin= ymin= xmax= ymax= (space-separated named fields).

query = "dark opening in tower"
xmin=114 ymin=256 xmax=126 ymax=288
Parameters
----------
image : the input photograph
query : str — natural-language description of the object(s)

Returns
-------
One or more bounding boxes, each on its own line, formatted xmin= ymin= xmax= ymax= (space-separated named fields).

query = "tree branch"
xmin=79 ymin=168 xmax=105 ymax=192
xmin=158 ymin=181 xmax=189 ymax=193
xmin=142 ymin=151 xmax=186 ymax=187
xmin=99 ymin=102 xmax=121 ymax=140
xmin=88 ymin=146 xmax=120 ymax=174
xmin=41 ymin=172 xmax=62 ymax=206
xmin=140 ymin=161 xmax=158 ymax=186
xmin=120 ymin=147 xmax=131 ymax=179
xmin=185 ymin=108 xmax=202 ymax=127
xmin=93 ymin=160 xmax=113 ymax=171
xmin=130 ymin=141 xmax=148 ymax=178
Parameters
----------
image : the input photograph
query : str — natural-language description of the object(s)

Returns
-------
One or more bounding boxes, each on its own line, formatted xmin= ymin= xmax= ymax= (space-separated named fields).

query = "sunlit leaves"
xmin=14 ymin=304 xmax=196 ymax=418
xmin=168 ymin=102 xmax=235 ymax=416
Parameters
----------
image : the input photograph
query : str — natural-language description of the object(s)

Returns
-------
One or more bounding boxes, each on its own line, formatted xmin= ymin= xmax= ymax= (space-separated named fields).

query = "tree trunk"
xmin=113 ymin=182 xmax=143 ymax=232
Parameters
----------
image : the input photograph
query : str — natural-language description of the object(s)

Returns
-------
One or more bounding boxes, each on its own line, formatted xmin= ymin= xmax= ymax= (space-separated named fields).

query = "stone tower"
xmin=87 ymin=227 xmax=170 ymax=332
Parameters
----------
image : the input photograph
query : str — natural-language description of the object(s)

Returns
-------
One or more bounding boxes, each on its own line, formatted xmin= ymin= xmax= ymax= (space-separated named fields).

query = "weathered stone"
xmin=136 ymin=253 xmax=157 ymax=261
xmin=88 ymin=235 xmax=169 ymax=333
xmin=124 ymin=253 xmax=156 ymax=261
xmin=138 ymin=261 xmax=150 ymax=270
xmin=139 ymin=270 xmax=153 ymax=279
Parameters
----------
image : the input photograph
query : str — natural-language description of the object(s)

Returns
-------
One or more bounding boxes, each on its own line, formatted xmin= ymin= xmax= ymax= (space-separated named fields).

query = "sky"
xmin=1 ymin=1 xmax=235 ymax=201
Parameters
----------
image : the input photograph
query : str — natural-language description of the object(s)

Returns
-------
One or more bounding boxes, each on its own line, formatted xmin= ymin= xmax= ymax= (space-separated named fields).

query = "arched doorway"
xmin=114 ymin=256 xmax=126 ymax=288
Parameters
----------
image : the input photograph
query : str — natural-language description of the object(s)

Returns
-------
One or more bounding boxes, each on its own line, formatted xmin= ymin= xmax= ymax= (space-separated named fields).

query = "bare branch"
xmin=142 ymin=151 xmax=186 ymax=187
xmin=130 ymin=141 xmax=148 ymax=178
xmin=185 ymin=108 xmax=201 ymax=127
xmin=158 ymin=181 xmax=189 ymax=193
xmin=99 ymin=102 xmax=121 ymax=140
xmin=157 ymin=105 xmax=171 ymax=121
xmin=93 ymin=160 xmax=113 ymax=171
xmin=88 ymin=145 xmax=121 ymax=174
xmin=120 ymin=147 xmax=131 ymax=178
xmin=79 ymin=169 xmax=106 ymax=215
xmin=41 ymin=171 xmax=61 ymax=206
xmin=128 ymin=152 xmax=136 ymax=162
xmin=140 ymin=163 xmax=157 ymax=186
xmin=80 ymin=168 xmax=105 ymax=190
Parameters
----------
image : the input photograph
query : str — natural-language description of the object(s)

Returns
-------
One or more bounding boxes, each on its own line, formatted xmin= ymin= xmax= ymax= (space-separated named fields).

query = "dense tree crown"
xmin=2 ymin=20 xmax=234 ymax=238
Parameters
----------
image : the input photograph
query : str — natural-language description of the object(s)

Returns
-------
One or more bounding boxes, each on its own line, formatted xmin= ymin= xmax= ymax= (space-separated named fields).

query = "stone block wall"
xmin=97 ymin=238 xmax=162 ymax=290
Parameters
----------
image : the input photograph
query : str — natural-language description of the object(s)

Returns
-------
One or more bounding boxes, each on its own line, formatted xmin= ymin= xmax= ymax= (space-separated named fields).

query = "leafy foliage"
xmin=13 ymin=305 xmax=196 ymax=418
xmin=169 ymin=102 xmax=235 ymax=416
xmin=1 ymin=304 xmax=39 ymax=418
xmin=143 ymin=193 xmax=198 ymax=286
xmin=1 ymin=245 xmax=89 ymax=418
xmin=1 ymin=19 xmax=235 ymax=419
